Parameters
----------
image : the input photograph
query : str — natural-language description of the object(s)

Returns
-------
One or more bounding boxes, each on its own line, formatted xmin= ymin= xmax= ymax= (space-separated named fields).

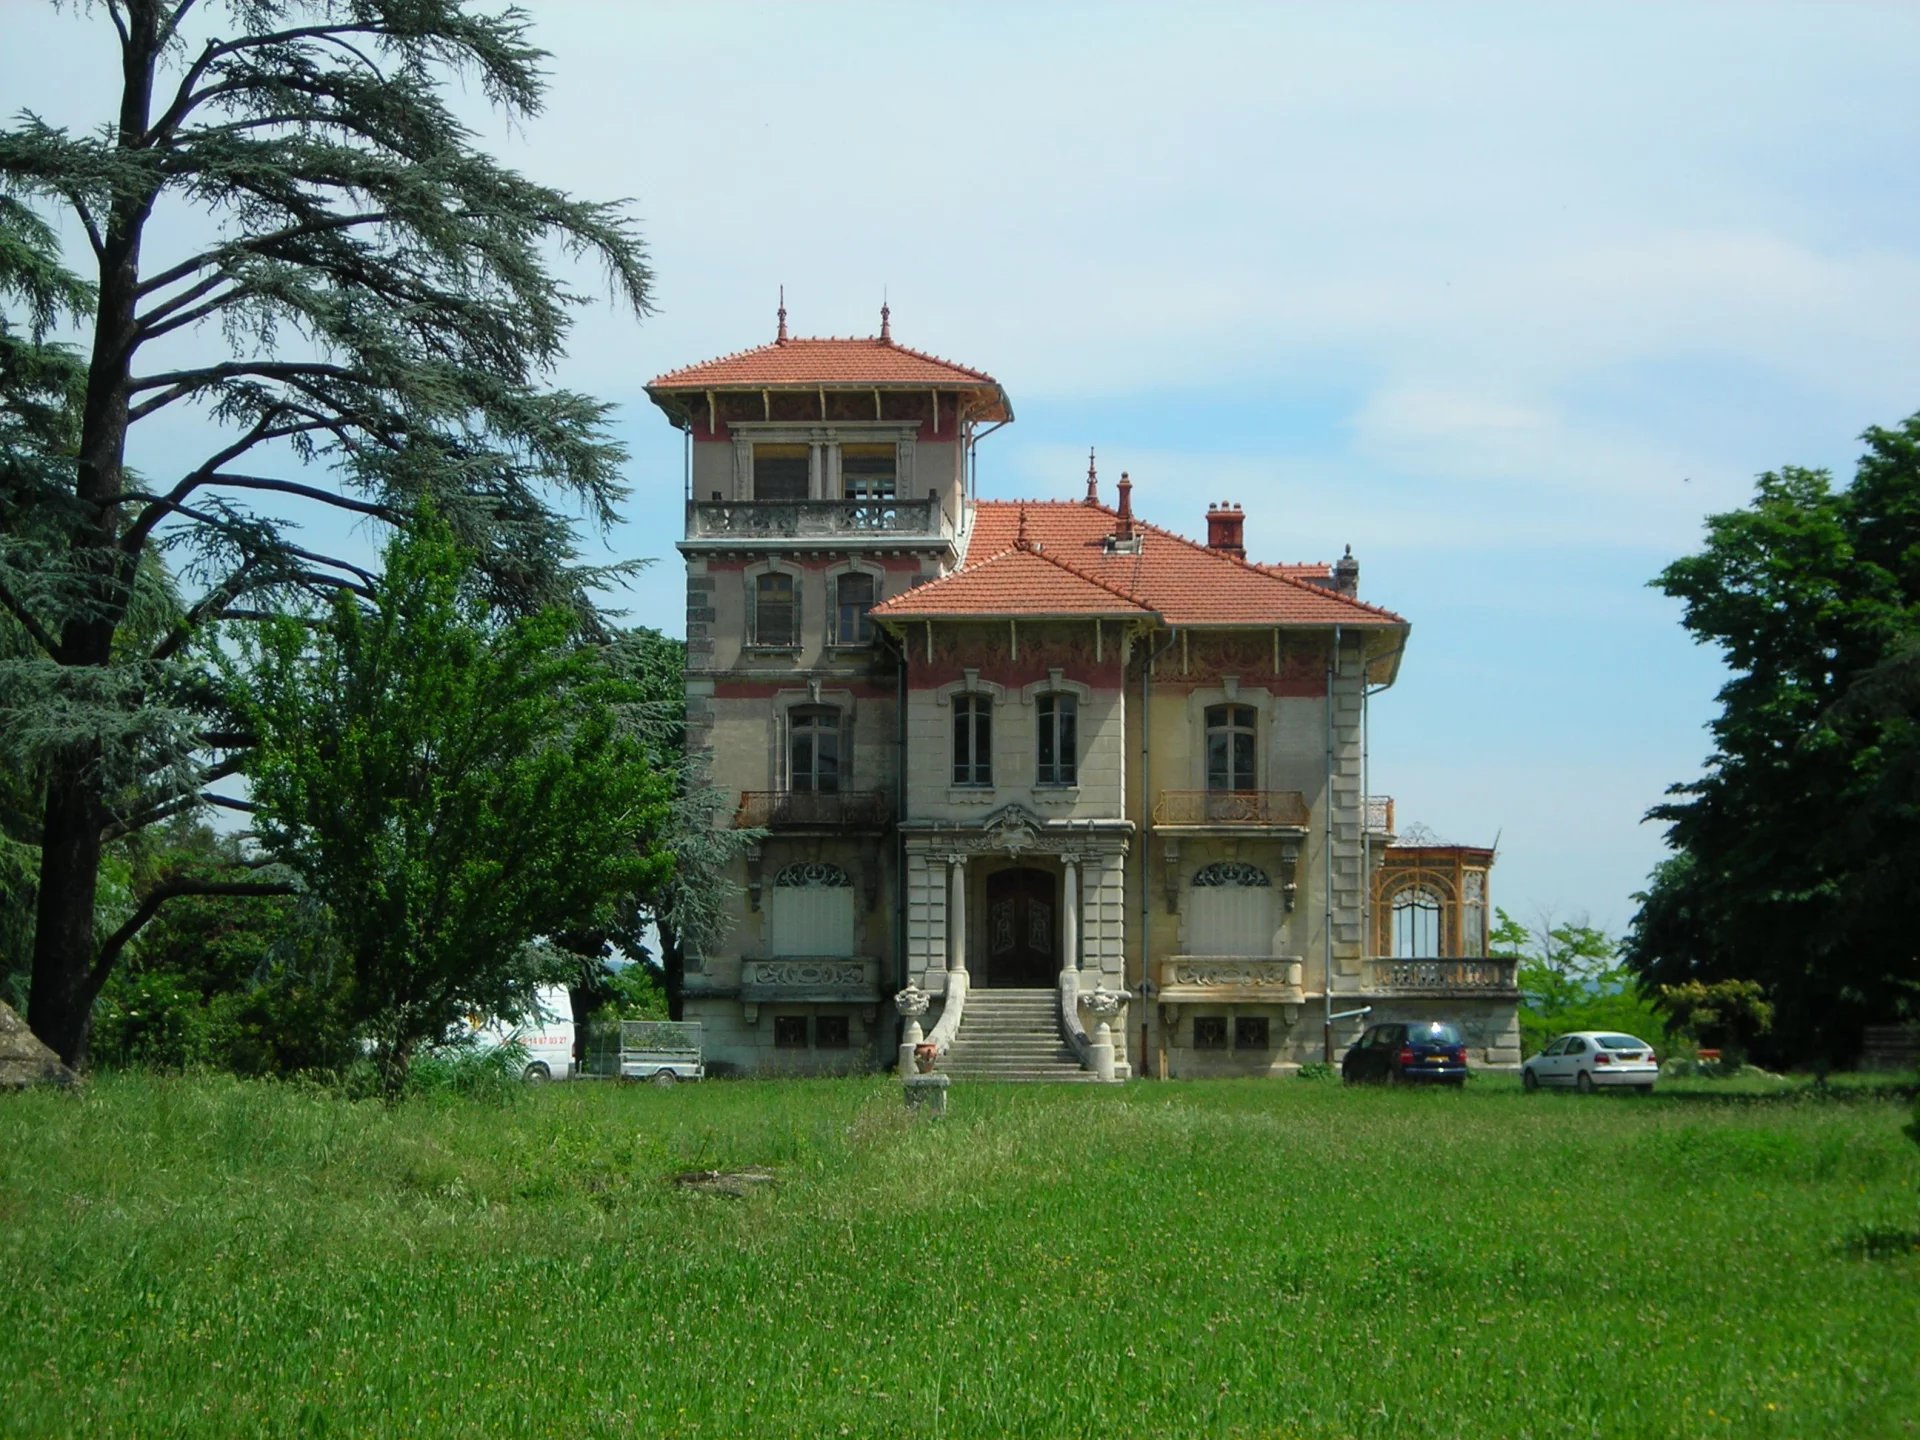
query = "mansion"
xmin=647 ymin=310 xmax=1520 ymax=1079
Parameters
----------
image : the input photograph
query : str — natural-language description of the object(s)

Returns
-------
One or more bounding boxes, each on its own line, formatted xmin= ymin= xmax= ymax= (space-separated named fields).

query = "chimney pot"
xmin=1115 ymin=472 xmax=1134 ymax=541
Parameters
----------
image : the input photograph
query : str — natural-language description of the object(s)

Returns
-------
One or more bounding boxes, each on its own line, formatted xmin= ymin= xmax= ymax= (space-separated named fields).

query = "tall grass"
xmin=1 ymin=1074 xmax=1915 ymax=1438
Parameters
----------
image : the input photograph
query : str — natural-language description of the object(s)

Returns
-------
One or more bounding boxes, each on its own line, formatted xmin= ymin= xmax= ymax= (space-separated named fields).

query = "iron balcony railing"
xmin=1153 ymin=789 xmax=1311 ymax=827
xmin=735 ymin=789 xmax=894 ymax=829
xmin=688 ymin=498 xmax=941 ymax=540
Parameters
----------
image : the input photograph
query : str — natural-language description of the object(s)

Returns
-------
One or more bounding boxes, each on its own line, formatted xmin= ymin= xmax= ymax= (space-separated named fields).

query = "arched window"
xmin=788 ymin=707 xmax=842 ymax=794
xmin=1036 ymin=693 xmax=1077 ymax=785
xmin=1204 ymin=704 xmax=1256 ymax=791
xmin=1391 ymin=886 xmax=1444 ymax=957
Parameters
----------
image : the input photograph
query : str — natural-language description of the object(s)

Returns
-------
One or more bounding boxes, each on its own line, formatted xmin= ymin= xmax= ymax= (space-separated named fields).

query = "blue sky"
xmin=8 ymin=1 xmax=1920 ymax=934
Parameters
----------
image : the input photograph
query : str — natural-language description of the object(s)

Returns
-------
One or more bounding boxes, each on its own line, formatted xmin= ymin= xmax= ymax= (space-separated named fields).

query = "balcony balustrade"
xmin=740 ymin=956 xmax=882 ymax=1006
xmin=1155 ymin=956 xmax=1307 ymax=1008
xmin=687 ymin=497 xmax=941 ymax=541
xmin=1153 ymin=789 xmax=1311 ymax=828
xmin=1362 ymin=957 xmax=1519 ymax=996
xmin=735 ymin=789 xmax=893 ymax=830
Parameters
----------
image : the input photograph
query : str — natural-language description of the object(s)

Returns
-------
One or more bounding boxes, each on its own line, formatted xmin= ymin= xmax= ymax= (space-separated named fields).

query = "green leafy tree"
xmin=1655 ymin=979 xmax=1774 ymax=1068
xmin=0 ymin=1 xmax=649 ymax=1066
xmin=1625 ymin=421 xmax=1920 ymax=1065
xmin=1493 ymin=908 xmax=1668 ymax=1057
xmin=232 ymin=516 xmax=673 ymax=1098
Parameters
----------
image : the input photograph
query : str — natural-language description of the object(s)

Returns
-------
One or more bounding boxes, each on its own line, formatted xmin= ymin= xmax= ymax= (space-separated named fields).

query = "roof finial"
xmin=880 ymin=290 xmax=891 ymax=344
xmin=1015 ymin=504 xmax=1031 ymax=551
xmin=1085 ymin=447 xmax=1099 ymax=505
xmin=776 ymin=285 xmax=788 ymax=344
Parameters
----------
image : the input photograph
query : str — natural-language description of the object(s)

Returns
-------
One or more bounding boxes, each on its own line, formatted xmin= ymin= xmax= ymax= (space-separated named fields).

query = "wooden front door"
xmin=985 ymin=867 xmax=1056 ymax=987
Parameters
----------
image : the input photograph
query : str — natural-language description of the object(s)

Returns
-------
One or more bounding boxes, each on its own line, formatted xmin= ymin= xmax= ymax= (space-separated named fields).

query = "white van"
xmin=471 ymin=984 xmax=576 ymax=1082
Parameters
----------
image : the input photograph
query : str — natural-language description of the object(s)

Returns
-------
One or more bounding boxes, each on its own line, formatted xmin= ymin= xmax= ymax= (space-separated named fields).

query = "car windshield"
xmin=1410 ymin=1023 xmax=1461 ymax=1045
xmin=1595 ymin=1034 xmax=1648 ymax=1050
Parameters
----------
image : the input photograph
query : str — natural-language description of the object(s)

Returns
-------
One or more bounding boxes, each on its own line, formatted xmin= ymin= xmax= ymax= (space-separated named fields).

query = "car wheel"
xmin=651 ymin=1068 xmax=678 ymax=1086
xmin=523 ymin=1061 xmax=551 ymax=1084
xmin=1575 ymin=1070 xmax=1594 ymax=1094
xmin=1522 ymin=1068 xmax=1539 ymax=1093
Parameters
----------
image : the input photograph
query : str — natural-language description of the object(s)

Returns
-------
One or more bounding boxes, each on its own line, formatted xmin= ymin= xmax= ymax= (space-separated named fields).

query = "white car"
xmin=1523 ymin=1031 xmax=1659 ymax=1094
xmin=467 ymin=985 xmax=577 ymax=1082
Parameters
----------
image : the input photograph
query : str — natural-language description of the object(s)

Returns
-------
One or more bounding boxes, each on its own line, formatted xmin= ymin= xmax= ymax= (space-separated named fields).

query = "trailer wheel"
xmin=651 ymin=1068 xmax=678 ymax=1086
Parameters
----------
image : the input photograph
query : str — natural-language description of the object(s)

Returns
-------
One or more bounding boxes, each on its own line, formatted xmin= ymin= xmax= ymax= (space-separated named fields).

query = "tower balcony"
xmin=684 ymin=497 xmax=951 ymax=549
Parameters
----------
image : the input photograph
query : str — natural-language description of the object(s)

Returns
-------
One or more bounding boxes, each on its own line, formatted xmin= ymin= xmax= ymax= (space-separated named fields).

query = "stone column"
xmin=948 ymin=854 xmax=968 ymax=974
xmin=1061 ymin=856 xmax=1081 ymax=976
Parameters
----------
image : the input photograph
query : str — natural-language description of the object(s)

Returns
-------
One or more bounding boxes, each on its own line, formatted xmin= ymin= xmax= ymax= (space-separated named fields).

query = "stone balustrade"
xmin=739 ymin=956 xmax=882 ymax=1005
xmin=1362 ymin=957 xmax=1519 ymax=995
xmin=687 ymin=498 xmax=942 ymax=540
xmin=1155 ymin=956 xmax=1306 ymax=1006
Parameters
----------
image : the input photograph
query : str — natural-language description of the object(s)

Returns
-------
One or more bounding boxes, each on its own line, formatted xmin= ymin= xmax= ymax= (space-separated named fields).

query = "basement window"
xmin=815 ymin=1015 xmax=850 ymax=1049
xmin=773 ymin=1016 xmax=808 ymax=1049
xmin=1193 ymin=1016 xmax=1228 ymax=1051
xmin=1235 ymin=1016 xmax=1270 ymax=1050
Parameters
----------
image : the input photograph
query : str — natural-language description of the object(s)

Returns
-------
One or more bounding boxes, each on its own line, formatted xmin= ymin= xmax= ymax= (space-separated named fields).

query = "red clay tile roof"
xmin=871 ymin=540 xmax=1157 ymax=620
xmin=648 ymin=336 xmax=1006 ymax=399
xmin=914 ymin=501 xmax=1404 ymax=629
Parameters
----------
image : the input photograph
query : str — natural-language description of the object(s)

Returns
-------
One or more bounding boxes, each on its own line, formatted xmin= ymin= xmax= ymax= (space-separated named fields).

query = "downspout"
xmin=1140 ymin=624 xmax=1179 ymax=1078
xmin=1324 ymin=625 xmax=1342 ymax=1063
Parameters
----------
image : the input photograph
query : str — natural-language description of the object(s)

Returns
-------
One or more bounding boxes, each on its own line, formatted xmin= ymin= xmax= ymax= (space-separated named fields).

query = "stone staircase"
xmin=940 ymin=988 xmax=1097 ymax=1083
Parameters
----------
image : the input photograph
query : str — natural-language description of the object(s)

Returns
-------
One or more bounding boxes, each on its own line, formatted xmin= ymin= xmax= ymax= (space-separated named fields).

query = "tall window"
xmin=953 ymin=694 xmax=992 ymax=787
xmin=751 ymin=572 xmax=797 ymax=648
xmin=840 ymin=442 xmax=896 ymax=500
xmin=1036 ymin=693 xmax=1077 ymax=785
xmin=788 ymin=706 xmax=841 ymax=793
xmin=1392 ymin=886 xmax=1444 ymax=957
xmin=833 ymin=572 xmax=875 ymax=646
xmin=753 ymin=443 xmax=810 ymax=500
xmin=1205 ymin=704 xmax=1256 ymax=791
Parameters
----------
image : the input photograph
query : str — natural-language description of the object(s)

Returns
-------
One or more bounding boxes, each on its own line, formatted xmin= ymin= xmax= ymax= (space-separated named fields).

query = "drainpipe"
xmin=1139 ymin=624 xmax=1178 ymax=1078
xmin=1324 ymin=625 xmax=1342 ymax=1063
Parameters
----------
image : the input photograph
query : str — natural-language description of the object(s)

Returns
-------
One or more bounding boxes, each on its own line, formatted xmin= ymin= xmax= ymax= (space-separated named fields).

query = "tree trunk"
xmin=23 ymin=3 xmax=158 ymax=1069
xmin=29 ymin=757 xmax=107 ymax=1067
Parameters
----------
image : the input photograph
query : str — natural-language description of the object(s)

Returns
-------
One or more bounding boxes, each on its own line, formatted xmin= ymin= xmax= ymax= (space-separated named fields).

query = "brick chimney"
xmin=1114 ymin=472 xmax=1134 ymax=542
xmin=1205 ymin=501 xmax=1245 ymax=558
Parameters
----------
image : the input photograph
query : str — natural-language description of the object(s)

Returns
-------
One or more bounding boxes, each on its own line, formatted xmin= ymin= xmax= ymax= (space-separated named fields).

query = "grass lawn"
xmin=2 ymin=1072 xmax=1916 ymax=1439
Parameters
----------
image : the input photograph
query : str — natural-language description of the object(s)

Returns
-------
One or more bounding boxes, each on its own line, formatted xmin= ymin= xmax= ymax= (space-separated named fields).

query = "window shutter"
xmin=826 ymin=572 xmax=839 ymax=644
xmin=746 ymin=572 xmax=758 ymax=645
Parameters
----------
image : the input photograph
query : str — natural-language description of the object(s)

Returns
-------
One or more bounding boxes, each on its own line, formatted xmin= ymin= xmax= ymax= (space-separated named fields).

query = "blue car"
xmin=1341 ymin=1020 xmax=1469 ymax=1085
